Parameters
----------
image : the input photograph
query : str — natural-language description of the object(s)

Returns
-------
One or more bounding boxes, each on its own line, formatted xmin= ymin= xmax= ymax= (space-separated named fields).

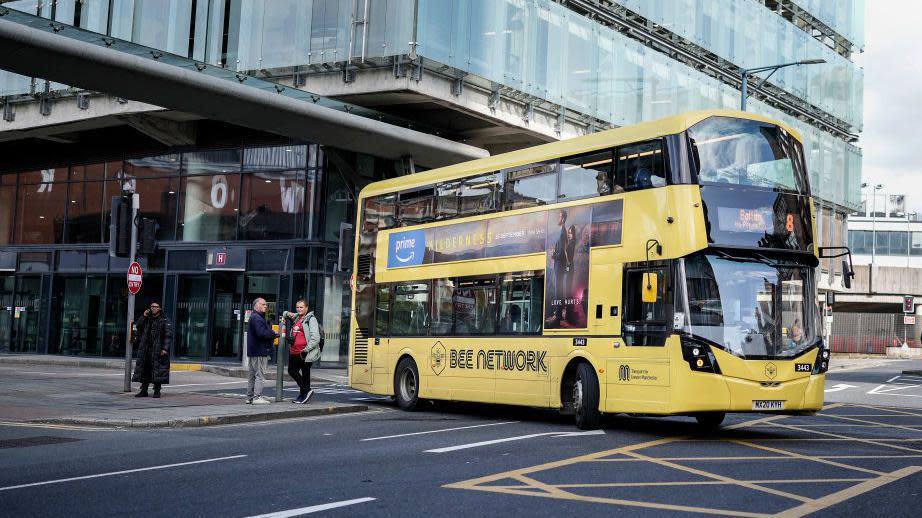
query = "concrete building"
xmin=831 ymin=191 xmax=922 ymax=355
xmin=0 ymin=0 xmax=865 ymax=363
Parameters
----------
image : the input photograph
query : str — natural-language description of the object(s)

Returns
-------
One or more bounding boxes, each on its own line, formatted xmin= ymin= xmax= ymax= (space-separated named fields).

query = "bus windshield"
xmin=681 ymin=252 xmax=817 ymax=359
xmin=688 ymin=116 xmax=808 ymax=194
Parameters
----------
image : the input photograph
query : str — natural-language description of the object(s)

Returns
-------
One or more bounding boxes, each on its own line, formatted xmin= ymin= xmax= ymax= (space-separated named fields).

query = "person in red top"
xmin=287 ymin=299 xmax=316 ymax=403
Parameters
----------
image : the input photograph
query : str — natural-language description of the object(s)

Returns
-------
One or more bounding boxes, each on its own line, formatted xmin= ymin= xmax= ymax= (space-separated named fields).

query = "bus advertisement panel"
xmin=385 ymin=199 xmax=624 ymax=331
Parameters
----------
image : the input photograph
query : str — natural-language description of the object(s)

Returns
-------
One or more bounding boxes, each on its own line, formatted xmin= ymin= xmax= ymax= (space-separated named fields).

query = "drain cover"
xmin=0 ymin=436 xmax=83 ymax=449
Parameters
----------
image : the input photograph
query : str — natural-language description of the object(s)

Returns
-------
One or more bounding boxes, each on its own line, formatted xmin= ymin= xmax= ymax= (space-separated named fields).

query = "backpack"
xmin=309 ymin=314 xmax=325 ymax=352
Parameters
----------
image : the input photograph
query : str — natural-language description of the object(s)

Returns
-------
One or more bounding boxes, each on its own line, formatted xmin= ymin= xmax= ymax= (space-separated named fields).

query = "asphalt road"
xmin=2 ymin=361 xmax=922 ymax=517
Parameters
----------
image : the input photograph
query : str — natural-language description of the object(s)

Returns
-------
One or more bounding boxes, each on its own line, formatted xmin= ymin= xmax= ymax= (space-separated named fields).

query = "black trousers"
xmin=288 ymin=352 xmax=312 ymax=395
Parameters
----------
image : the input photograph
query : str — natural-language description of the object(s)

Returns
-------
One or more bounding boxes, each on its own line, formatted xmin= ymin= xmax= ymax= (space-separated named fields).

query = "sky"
xmin=856 ymin=1 xmax=922 ymax=212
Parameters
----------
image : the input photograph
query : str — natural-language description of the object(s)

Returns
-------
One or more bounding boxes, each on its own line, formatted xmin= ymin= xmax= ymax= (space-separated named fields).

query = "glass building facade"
xmin=1 ymin=0 xmax=863 ymax=213
xmin=0 ymin=0 xmax=864 ymax=357
xmin=0 ymin=143 xmax=363 ymax=365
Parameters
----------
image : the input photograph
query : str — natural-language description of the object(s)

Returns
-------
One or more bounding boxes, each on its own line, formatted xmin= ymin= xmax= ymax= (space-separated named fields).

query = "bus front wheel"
xmin=394 ymin=357 xmax=420 ymax=411
xmin=694 ymin=412 xmax=726 ymax=429
xmin=573 ymin=362 xmax=601 ymax=430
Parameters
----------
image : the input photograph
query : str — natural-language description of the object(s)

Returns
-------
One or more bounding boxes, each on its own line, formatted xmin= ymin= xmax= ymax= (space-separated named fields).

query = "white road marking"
xmin=0 ymin=455 xmax=247 ymax=492
xmin=886 ymin=375 xmax=901 ymax=383
xmin=362 ymin=421 xmax=519 ymax=441
xmin=824 ymin=383 xmax=857 ymax=393
xmin=244 ymin=497 xmax=376 ymax=517
xmin=868 ymin=384 xmax=922 ymax=397
xmin=18 ymin=371 xmax=124 ymax=377
xmin=425 ymin=429 xmax=605 ymax=453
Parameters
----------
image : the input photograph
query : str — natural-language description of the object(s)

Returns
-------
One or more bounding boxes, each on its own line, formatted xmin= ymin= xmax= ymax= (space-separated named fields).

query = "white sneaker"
xmin=252 ymin=396 xmax=271 ymax=405
xmin=302 ymin=389 xmax=314 ymax=403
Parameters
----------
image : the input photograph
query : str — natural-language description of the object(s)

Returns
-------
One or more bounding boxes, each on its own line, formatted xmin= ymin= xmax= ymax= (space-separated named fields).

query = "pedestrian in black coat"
xmin=131 ymin=301 xmax=172 ymax=398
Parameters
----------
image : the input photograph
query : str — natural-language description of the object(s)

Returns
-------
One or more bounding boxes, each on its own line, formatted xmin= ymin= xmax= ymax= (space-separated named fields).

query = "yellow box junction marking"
xmin=444 ymin=404 xmax=922 ymax=517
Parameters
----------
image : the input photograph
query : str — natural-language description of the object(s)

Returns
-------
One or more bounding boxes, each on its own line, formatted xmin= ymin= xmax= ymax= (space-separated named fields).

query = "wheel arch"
xmin=559 ymin=353 xmax=600 ymax=413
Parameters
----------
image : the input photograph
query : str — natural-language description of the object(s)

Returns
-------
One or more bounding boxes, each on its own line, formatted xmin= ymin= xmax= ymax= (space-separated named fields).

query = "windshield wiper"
xmin=713 ymin=250 xmax=803 ymax=269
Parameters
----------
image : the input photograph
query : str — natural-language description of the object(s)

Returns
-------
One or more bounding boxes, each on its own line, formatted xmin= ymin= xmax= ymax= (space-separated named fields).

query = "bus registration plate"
xmin=752 ymin=400 xmax=785 ymax=411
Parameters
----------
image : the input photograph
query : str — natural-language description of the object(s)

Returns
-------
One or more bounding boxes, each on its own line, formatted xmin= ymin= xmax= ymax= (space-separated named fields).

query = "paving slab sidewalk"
xmin=0 ymin=353 xmax=348 ymax=384
xmin=0 ymin=360 xmax=364 ymax=429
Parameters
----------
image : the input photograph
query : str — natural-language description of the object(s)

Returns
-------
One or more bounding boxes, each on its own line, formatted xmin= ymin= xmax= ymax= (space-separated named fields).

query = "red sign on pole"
xmin=127 ymin=261 xmax=143 ymax=295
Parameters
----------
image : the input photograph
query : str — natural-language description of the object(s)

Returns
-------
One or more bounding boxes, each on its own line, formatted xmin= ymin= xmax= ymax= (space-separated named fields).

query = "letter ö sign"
xmin=387 ymin=230 xmax=426 ymax=268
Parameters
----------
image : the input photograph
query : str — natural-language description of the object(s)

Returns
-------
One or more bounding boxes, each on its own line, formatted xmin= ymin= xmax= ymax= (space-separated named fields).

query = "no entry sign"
xmin=127 ymin=261 xmax=143 ymax=295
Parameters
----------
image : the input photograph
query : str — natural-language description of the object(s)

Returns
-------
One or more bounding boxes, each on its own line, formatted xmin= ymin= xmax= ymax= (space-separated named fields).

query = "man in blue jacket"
xmin=246 ymin=297 xmax=278 ymax=404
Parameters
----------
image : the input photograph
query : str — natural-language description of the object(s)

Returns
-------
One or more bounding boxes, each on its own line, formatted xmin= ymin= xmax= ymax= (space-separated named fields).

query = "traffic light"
xmin=137 ymin=218 xmax=158 ymax=256
xmin=108 ymin=195 xmax=132 ymax=258
xmin=904 ymin=296 xmax=915 ymax=314
xmin=338 ymin=223 xmax=354 ymax=272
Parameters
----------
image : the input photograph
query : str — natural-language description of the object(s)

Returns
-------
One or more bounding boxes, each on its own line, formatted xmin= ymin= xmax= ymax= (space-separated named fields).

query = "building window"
xmin=134 ymin=177 xmax=180 ymax=241
xmin=65 ymin=180 xmax=105 ymax=244
xmin=178 ymin=173 xmax=240 ymax=241
xmin=0 ymin=183 xmax=15 ymax=245
xmin=239 ymin=170 xmax=306 ymax=240
xmin=16 ymin=172 xmax=66 ymax=244
xmin=912 ymin=233 xmax=922 ymax=256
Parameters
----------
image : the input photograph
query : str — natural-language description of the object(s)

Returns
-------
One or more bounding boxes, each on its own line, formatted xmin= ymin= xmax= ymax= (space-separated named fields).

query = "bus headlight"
xmin=812 ymin=339 xmax=830 ymax=374
xmin=681 ymin=335 xmax=721 ymax=374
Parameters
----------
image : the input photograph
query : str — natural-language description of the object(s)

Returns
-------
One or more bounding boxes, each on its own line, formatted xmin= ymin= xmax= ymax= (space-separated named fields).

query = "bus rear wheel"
xmin=394 ymin=357 xmax=420 ymax=411
xmin=694 ymin=412 xmax=726 ymax=429
xmin=573 ymin=362 xmax=601 ymax=430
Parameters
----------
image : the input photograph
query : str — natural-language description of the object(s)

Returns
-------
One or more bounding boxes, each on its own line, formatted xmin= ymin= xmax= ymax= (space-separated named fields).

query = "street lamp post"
xmin=907 ymin=212 xmax=917 ymax=267
xmin=740 ymin=59 xmax=826 ymax=111
xmin=864 ymin=183 xmax=884 ymax=266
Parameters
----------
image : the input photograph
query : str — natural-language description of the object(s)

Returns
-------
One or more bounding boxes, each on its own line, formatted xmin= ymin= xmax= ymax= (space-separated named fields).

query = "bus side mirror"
xmin=842 ymin=259 xmax=853 ymax=289
xmin=642 ymin=273 xmax=659 ymax=303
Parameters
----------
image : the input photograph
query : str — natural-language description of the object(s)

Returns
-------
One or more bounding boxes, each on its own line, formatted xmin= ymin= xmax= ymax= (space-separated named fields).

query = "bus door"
xmin=606 ymin=264 xmax=673 ymax=412
xmin=493 ymin=273 xmax=548 ymax=407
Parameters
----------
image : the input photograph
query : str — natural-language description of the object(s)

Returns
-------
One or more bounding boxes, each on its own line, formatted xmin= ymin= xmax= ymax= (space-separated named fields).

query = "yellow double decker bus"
xmin=348 ymin=109 xmax=849 ymax=429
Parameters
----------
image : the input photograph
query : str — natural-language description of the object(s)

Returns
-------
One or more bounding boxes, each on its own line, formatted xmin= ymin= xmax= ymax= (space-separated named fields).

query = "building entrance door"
xmin=0 ymin=276 xmax=12 ymax=352
xmin=13 ymin=275 xmax=43 ymax=353
xmin=174 ymin=275 xmax=209 ymax=360
xmin=210 ymin=273 xmax=243 ymax=360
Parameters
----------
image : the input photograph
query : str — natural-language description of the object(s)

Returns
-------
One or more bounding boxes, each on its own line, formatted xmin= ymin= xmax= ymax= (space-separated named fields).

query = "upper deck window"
xmin=398 ymin=188 xmax=435 ymax=226
xmin=688 ymin=117 xmax=807 ymax=194
xmin=436 ymin=173 xmax=500 ymax=219
xmin=560 ymin=151 xmax=613 ymax=200
xmin=503 ymin=162 xmax=558 ymax=210
xmin=617 ymin=140 xmax=666 ymax=192
xmin=362 ymin=194 xmax=396 ymax=232
xmin=460 ymin=173 xmax=500 ymax=216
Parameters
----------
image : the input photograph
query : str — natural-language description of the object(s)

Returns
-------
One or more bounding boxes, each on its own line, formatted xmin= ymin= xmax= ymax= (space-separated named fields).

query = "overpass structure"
xmin=0 ymin=7 xmax=487 ymax=169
